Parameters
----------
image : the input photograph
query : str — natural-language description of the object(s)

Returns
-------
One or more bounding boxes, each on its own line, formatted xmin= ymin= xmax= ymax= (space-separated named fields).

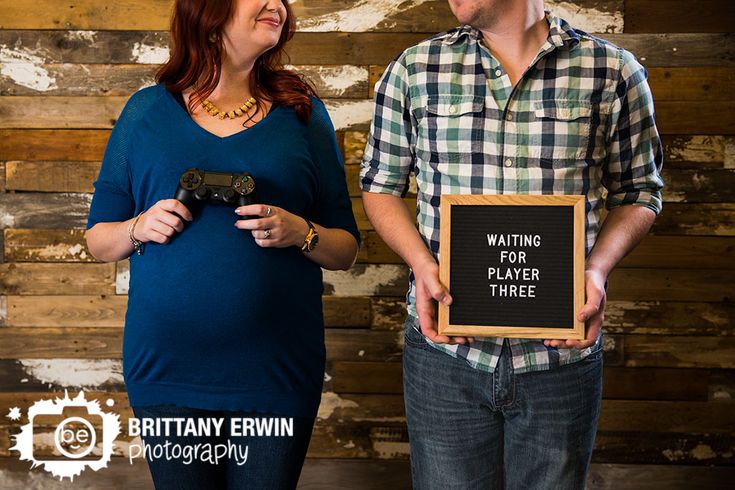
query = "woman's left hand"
xmin=234 ymin=204 xmax=309 ymax=248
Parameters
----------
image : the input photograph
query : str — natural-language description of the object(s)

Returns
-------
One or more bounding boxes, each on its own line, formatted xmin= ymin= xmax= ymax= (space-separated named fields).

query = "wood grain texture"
xmin=0 ymin=263 xmax=115 ymax=295
xmin=1 ymin=31 xmax=733 ymax=66
xmin=0 ymin=129 xmax=110 ymax=161
xmin=3 ymin=228 xmax=92 ymax=262
xmin=625 ymin=0 xmax=735 ymax=33
xmin=0 ymin=0 xmax=624 ymax=33
xmin=330 ymin=361 xmax=714 ymax=401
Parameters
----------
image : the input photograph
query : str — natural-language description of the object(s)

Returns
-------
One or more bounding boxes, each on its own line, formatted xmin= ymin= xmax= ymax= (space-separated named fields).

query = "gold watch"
xmin=301 ymin=219 xmax=319 ymax=253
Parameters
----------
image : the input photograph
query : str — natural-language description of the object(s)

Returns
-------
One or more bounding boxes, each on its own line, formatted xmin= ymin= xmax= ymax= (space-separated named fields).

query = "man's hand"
xmin=413 ymin=258 xmax=474 ymax=345
xmin=544 ymin=269 xmax=606 ymax=350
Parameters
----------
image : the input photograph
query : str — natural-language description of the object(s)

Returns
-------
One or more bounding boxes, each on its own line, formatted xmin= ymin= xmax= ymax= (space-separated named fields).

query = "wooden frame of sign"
xmin=438 ymin=194 xmax=586 ymax=339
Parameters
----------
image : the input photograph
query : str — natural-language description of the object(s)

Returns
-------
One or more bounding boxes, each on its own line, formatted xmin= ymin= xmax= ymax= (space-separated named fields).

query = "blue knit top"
xmin=87 ymin=84 xmax=359 ymax=418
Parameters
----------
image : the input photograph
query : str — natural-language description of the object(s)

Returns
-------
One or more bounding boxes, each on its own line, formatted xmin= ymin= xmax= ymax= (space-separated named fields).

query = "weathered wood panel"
xmin=647 ymin=67 xmax=735 ymax=102
xmin=0 ymin=193 xmax=92 ymax=229
xmin=0 ymin=328 xmax=732 ymax=370
xmin=625 ymin=0 xmax=735 ymax=33
xmin=662 ymin=135 xmax=735 ymax=169
xmin=0 ymin=263 xmax=115 ymax=295
xmin=607 ymin=268 xmax=733 ymax=302
xmin=369 ymin=296 xmax=735 ymax=336
xmin=3 ymin=228 xmax=92 ymax=262
xmin=0 ymin=0 xmax=624 ymax=33
xmin=623 ymin=336 xmax=735 ymax=369
xmin=0 ymin=63 xmax=370 ymax=98
xmin=331 ymin=361 xmax=715 ymax=402
xmin=1 ymin=294 xmax=370 ymax=327
xmin=0 ymin=129 xmax=110 ymax=161
xmin=651 ymin=203 xmax=735 ymax=236
xmin=5 ymin=161 xmax=100 ymax=192
xmin=0 ymin=328 xmax=407 ymax=362
xmin=1 ymin=31 xmax=733 ymax=67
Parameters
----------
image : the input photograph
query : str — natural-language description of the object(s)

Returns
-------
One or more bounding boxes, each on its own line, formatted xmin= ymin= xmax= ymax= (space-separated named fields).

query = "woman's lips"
xmin=257 ymin=17 xmax=280 ymax=28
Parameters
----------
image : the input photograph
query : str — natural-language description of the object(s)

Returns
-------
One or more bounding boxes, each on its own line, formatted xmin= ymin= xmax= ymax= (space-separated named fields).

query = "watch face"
xmin=309 ymin=234 xmax=319 ymax=251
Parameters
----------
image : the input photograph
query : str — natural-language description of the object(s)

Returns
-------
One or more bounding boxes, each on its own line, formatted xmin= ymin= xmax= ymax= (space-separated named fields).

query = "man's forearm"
xmin=362 ymin=192 xmax=435 ymax=271
xmin=586 ymin=205 xmax=657 ymax=277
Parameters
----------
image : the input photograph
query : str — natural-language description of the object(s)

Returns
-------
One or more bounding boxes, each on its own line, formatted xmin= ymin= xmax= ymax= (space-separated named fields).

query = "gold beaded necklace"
xmin=202 ymin=97 xmax=257 ymax=120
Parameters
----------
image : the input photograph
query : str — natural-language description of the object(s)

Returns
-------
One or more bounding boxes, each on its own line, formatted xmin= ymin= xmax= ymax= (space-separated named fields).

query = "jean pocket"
xmin=403 ymin=320 xmax=432 ymax=350
xmin=583 ymin=347 xmax=604 ymax=362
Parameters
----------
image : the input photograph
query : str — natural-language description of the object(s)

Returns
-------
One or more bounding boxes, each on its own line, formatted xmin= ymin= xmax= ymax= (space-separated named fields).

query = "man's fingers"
xmin=424 ymin=275 xmax=452 ymax=305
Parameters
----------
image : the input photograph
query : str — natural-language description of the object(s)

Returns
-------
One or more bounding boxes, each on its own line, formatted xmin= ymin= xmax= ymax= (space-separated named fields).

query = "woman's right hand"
xmin=133 ymin=199 xmax=193 ymax=244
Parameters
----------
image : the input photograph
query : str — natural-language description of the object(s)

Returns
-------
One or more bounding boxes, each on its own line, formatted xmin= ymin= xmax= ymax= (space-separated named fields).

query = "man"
xmin=360 ymin=1 xmax=664 ymax=488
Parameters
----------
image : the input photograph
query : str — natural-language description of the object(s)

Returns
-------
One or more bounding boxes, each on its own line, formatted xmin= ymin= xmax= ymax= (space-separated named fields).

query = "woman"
xmin=85 ymin=0 xmax=360 ymax=488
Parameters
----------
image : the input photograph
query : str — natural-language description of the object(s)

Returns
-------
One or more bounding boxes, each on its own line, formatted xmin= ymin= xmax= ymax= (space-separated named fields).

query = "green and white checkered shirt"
xmin=360 ymin=12 xmax=664 ymax=373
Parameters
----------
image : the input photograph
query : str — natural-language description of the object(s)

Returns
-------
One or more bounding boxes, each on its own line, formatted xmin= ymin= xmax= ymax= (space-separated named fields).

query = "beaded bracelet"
xmin=128 ymin=212 xmax=144 ymax=255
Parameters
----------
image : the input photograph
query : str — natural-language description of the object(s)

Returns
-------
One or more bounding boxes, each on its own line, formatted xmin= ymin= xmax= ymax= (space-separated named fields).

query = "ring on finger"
xmin=266 ymin=207 xmax=272 ymax=216
xmin=264 ymin=229 xmax=272 ymax=239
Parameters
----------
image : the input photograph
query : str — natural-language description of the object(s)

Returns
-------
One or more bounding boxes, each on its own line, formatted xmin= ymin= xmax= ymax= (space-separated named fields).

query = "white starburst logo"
xmin=9 ymin=391 xmax=121 ymax=481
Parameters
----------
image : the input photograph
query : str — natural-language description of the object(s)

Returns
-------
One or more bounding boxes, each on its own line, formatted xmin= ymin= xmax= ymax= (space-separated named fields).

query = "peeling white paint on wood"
xmin=0 ymin=212 xmax=16 ymax=228
xmin=324 ymin=99 xmax=374 ymax=131
xmin=0 ymin=46 xmax=56 ymax=92
xmin=667 ymin=136 xmax=725 ymax=163
xmin=549 ymin=1 xmax=623 ymax=34
xmin=0 ymin=296 xmax=6 ymax=325
xmin=323 ymin=264 xmax=406 ymax=296
xmin=372 ymin=440 xmax=410 ymax=459
xmin=297 ymin=0 xmax=433 ymax=32
xmin=24 ymin=243 xmax=88 ymax=261
xmin=317 ymin=391 xmax=359 ymax=420
xmin=63 ymin=31 xmax=98 ymax=44
xmin=131 ymin=42 xmax=169 ymax=65
xmin=116 ymin=260 xmax=130 ymax=295
xmin=18 ymin=359 xmax=123 ymax=389
xmin=313 ymin=65 xmax=369 ymax=95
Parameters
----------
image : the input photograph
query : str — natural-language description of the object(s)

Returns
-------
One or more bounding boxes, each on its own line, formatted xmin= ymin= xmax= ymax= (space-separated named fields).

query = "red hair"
xmin=156 ymin=0 xmax=316 ymax=122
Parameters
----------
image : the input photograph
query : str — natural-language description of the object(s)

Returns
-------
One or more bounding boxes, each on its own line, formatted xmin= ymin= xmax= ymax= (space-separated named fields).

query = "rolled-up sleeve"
xmin=603 ymin=49 xmax=664 ymax=214
xmin=360 ymin=56 xmax=416 ymax=197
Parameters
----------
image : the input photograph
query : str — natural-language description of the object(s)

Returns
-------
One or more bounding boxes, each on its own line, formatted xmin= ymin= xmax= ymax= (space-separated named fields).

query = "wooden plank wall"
xmin=0 ymin=0 xmax=734 ymax=488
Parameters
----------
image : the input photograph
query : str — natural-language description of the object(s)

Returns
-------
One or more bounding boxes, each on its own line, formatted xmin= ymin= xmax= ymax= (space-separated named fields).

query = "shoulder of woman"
xmin=118 ymin=84 xmax=168 ymax=124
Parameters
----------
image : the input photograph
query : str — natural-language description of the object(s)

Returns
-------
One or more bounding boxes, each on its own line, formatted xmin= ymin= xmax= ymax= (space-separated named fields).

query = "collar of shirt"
xmin=441 ymin=10 xmax=582 ymax=51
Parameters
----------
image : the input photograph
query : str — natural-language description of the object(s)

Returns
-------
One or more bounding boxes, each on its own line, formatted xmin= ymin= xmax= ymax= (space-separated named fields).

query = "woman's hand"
xmin=234 ymin=204 xmax=309 ymax=248
xmin=134 ymin=199 xmax=193 ymax=244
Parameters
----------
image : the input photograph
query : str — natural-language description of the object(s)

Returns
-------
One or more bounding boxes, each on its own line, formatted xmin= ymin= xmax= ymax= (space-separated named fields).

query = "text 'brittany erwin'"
xmin=487 ymin=233 xmax=542 ymax=298
xmin=128 ymin=417 xmax=295 ymax=438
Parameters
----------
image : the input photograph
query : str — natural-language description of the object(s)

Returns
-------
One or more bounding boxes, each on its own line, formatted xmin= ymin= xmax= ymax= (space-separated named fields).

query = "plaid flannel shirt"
xmin=360 ymin=12 xmax=664 ymax=374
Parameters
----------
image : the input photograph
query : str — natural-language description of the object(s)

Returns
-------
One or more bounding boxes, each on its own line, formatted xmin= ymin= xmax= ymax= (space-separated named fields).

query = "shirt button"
xmin=504 ymin=159 xmax=513 ymax=167
xmin=448 ymin=105 xmax=457 ymax=114
xmin=495 ymin=69 xmax=502 ymax=77
xmin=506 ymin=113 xmax=513 ymax=121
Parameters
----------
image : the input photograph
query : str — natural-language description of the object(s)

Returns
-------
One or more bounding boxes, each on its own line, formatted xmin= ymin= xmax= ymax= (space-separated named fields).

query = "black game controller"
xmin=175 ymin=168 xmax=257 ymax=219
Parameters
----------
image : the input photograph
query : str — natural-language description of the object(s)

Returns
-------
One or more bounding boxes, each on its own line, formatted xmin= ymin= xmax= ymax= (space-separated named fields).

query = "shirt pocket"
xmin=531 ymin=99 xmax=592 ymax=167
xmin=417 ymin=95 xmax=484 ymax=165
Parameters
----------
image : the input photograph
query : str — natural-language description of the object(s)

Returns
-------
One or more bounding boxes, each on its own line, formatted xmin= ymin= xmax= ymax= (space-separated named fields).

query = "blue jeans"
xmin=403 ymin=319 xmax=603 ymax=490
xmin=131 ymin=405 xmax=314 ymax=490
